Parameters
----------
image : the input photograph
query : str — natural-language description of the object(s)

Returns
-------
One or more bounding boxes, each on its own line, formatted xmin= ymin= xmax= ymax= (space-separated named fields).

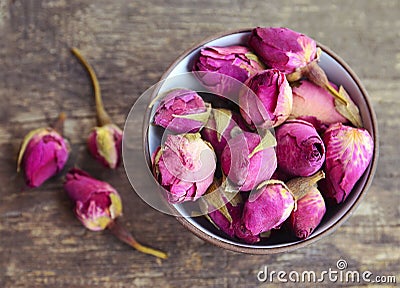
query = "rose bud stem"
xmin=108 ymin=219 xmax=168 ymax=259
xmin=52 ymin=112 xmax=66 ymax=135
xmin=71 ymin=47 xmax=112 ymax=126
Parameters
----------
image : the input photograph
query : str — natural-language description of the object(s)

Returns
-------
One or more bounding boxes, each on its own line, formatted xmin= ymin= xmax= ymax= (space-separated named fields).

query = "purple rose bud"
xmin=242 ymin=180 xmax=295 ymax=235
xmin=17 ymin=114 xmax=69 ymax=188
xmin=194 ymin=46 xmax=264 ymax=95
xmin=291 ymin=80 xmax=347 ymax=126
xmin=202 ymin=180 xmax=243 ymax=238
xmin=276 ymin=119 xmax=325 ymax=177
xmin=322 ymin=123 xmax=374 ymax=203
xmin=201 ymin=108 xmax=248 ymax=157
xmin=64 ymin=168 xmax=168 ymax=259
xmin=87 ymin=124 xmax=123 ymax=169
xmin=64 ymin=168 xmax=123 ymax=231
xmin=240 ymin=69 xmax=293 ymax=128
xmin=153 ymin=133 xmax=216 ymax=203
xmin=153 ymin=89 xmax=211 ymax=133
xmin=248 ymin=27 xmax=317 ymax=74
xmin=221 ymin=131 xmax=277 ymax=191
xmin=201 ymin=179 xmax=260 ymax=243
xmin=289 ymin=187 xmax=326 ymax=239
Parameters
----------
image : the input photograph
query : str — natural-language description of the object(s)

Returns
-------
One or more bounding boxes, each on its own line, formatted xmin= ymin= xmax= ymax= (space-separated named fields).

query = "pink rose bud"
xmin=64 ymin=168 xmax=123 ymax=231
xmin=201 ymin=179 xmax=259 ymax=243
xmin=291 ymin=80 xmax=347 ymax=126
xmin=87 ymin=124 xmax=123 ymax=169
xmin=64 ymin=168 xmax=168 ymax=259
xmin=286 ymin=171 xmax=326 ymax=240
xmin=153 ymin=133 xmax=216 ymax=203
xmin=202 ymin=180 xmax=243 ymax=238
xmin=17 ymin=113 xmax=69 ymax=188
xmin=242 ymin=180 xmax=295 ymax=236
xmin=322 ymin=123 xmax=374 ymax=203
xmin=201 ymin=108 xmax=249 ymax=157
xmin=289 ymin=187 xmax=326 ymax=239
xmin=221 ymin=131 xmax=277 ymax=191
xmin=71 ymin=48 xmax=123 ymax=169
xmin=153 ymin=89 xmax=211 ymax=133
xmin=248 ymin=27 xmax=317 ymax=74
xmin=240 ymin=69 xmax=293 ymax=128
xmin=194 ymin=46 xmax=264 ymax=95
xmin=276 ymin=119 xmax=325 ymax=177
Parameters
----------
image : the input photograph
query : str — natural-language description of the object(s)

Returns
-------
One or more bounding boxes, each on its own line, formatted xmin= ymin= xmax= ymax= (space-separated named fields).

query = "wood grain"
xmin=0 ymin=0 xmax=399 ymax=287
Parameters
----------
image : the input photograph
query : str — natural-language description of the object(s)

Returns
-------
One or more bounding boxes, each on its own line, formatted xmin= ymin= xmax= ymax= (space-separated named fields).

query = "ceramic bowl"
xmin=141 ymin=29 xmax=378 ymax=254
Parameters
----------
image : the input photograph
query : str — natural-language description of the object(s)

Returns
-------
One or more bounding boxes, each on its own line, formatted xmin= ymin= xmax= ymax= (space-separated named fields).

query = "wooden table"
xmin=0 ymin=0 xmax=398 ymax=287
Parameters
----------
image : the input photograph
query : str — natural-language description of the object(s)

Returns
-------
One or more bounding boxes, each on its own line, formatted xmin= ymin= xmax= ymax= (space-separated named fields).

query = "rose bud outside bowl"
xmin=123 ymin=29 xmax=378 ymax=254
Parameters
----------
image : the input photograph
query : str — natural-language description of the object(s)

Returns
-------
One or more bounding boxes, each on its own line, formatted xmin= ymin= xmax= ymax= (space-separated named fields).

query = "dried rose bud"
xmin=201 ymin=108 xmax=248 ymax=157
xmin=322 ymin=123 xmax=374 ymax=203
xmin=221 ymin=131 xmax=277 ymax=191
xmin=153 ymin=88 xmax=211 ymax=133
xmin=248 ymin=27 xmax=317 ymax=74
xmin=289 ymin=187 xmax=326 ymax=239
xmin=239 ymin=69 xmax=293 ymax=128
xmin=242 ymin=180 xmax=295 ymax=236
xmin=291 ymin=80 xmax=347 ymax=126
xmin=71 ymin=48 xmax=123 ymax=169
xmin=17 ymin=113 xmax=69 ymax=188
xmin=64 ymin=168 xmax=123 ymax=231
xmin=201 ymin=179 xmax=243 ymax=238
xmin=276 ymin=119 xmax=325 ymax=177
xmin=194 ymin=46 xmax=264 ymax=95
xmin=64 ymin=168 xmax=167 ymax=259
xmin=153 ymin=133 xmax=216 ymax=203
xmin=200 ymin=178 xmax=260 ymax=243
xmin=286 ymin=170 xmax=326 ymax=239
xmin=87 ymin=124 xmax=123 ymax=169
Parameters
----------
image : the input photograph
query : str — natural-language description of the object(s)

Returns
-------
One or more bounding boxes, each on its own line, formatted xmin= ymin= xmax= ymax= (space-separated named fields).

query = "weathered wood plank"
xmin=0 ymin=0 xmax=399 ymax=287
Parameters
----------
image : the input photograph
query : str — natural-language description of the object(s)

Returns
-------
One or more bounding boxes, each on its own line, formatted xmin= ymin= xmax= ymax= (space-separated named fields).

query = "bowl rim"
xmin=157 ymin=28 xmax=379 ymax=254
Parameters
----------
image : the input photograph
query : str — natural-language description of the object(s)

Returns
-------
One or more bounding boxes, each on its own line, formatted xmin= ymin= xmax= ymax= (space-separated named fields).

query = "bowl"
xmin=126 ymin=29 xmax=379 ymax=254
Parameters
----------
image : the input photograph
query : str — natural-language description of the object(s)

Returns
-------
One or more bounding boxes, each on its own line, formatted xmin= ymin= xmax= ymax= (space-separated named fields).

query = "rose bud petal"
xmin=64 ymin=168 xmax=122 ymax=231
xmin=153 ymin=133 xmax=216 ymax=203
xmin=322 ymin=123 xmax=374 ymax=203
xmin=221 ymin=131 xmax=277 ymax=191
xmin=242 ymin=180 xmax=295 ymax=235
xmin=87 ymin=124 xmax=123 ymax=169
xmin=291 ymin=80 xmax=347 ymax=126
xmin=276 ymin=119 xmax=325 ymax=177
xmin=201 ymin=108 xmax=249 ymax=157
xmin=289 ymin=187 xmax=326 ymax=239
xmin=248 ymin=27 xmax=317 ymax=74
xmin=153 ymin=88 xmax=211 ymax=133
xmin=239 ymin=69 xmax=292 ymax=128
xmin=17 ymin=114 xmax=69 ymax=188
xmin=194 ymin=46 xmax=264 ymax=96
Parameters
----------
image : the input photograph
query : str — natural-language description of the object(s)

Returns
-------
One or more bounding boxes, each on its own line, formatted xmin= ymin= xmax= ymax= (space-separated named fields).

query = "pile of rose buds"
xmin=16 ymin=48 xmax=167 ymax=259
xmin=152 ymin=27 xmax=374 ymax=244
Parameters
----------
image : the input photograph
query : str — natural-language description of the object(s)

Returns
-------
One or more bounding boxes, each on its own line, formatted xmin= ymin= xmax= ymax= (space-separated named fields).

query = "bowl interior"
xmin=146 ymin=30 xmax=378 ymax=252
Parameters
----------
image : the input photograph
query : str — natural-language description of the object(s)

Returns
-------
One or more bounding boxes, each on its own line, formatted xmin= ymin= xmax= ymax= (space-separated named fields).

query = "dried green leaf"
xmin=286 ymin=170 xmax=325 ymax=200
xmin=334 ymin=86 xmax=363 ymax=128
